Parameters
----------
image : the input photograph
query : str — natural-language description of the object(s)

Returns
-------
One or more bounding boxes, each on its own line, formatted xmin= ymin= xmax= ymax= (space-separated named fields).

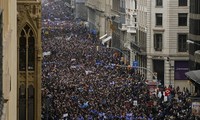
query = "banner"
xmin=174 ymin=61 xmax=189 ymax=80
xmin=192 ymin=102 xmax=200 ymax=116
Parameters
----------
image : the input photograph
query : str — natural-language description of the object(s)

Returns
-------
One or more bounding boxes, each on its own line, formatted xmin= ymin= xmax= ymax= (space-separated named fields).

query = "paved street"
xmin=41 ymin=0 xmax=194 ymax=120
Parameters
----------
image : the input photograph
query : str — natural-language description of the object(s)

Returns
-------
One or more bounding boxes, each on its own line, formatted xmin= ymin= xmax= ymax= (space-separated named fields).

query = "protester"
xmin=41 ymin=0 xmax=194 ymax=120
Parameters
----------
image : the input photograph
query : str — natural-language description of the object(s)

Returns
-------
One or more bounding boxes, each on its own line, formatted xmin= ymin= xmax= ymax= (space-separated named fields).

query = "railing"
xmin=127 ymin=26 xmax=137 ymax=33
xmin=0 ymin=95 xmax=4 ymax=118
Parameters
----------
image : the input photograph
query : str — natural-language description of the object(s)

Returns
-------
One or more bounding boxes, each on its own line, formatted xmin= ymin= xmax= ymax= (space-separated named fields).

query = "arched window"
xmin=19 ymin=84 xmax=26 ymax=120
xmin=28 ymin=30 xmax=35 ymax=70
xmin=19 ymin=30 xmax=26 ymax=71
xmin=28 ymin=85 xmax=34 ymax=120
xmin=19 ymin=24 xmax=35 ymax=71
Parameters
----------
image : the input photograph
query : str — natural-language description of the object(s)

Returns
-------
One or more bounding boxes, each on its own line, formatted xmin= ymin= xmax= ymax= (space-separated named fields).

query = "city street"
xmin=41 ymin=0 xmax=194 ymax=120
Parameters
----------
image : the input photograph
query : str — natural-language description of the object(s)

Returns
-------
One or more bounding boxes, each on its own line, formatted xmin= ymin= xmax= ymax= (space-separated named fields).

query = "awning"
xmin=99 ymin=34 xmax=107 ymax=40
xmin=185 ymin=70 xmax=200 ymax=85
xmin=102 ymin=36 xmax=112 ymax=45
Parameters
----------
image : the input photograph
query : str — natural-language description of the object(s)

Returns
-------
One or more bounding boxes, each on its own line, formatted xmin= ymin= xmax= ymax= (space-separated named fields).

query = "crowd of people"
xmin=41 ymin=0 xmax=196 ymax=120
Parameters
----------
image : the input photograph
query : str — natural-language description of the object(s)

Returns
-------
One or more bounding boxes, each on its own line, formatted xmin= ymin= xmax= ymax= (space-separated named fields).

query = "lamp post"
xmin=96 ymin=46 xmax=159 ymax=87
xmin=117 ymin=64 xmax=159 ymax=88
xmin=167 ymin=57 xmax=171 ymax=86
xmin=187 ymin=40 xmax=200 ymax=46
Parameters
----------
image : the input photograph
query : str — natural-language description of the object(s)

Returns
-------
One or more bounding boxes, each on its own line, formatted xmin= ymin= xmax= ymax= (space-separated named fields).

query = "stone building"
xmin=0 ymin=0 xmax=17 ymax=119
xmin=74 ymin=0 xmax=88 ymax=20
xmin=137 ymin=0 xmax=190 ymax=89
xmin=85 ymin=0 xmax=112 ymax=38
xmin=17 ymin=0 xmax=42 ymax=119
xmin=185 ymin=0 xmax=200 ymax=96
xmin=0 ymin=0 xmax=42 ymax=119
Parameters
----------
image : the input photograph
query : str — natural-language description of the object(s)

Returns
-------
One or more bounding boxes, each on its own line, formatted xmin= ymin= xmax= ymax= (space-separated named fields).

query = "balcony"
xmin=96 ymin=1 xmax=104 ymax=12
xmin=85 ymin=0 xmax=96 ymax=9
xmin=118 ymin=23 xmax=127 ymax=31
xmin=85 ymin=0 xmax=104 ymax=12
xmin=131 ymin=42 xmax=141 ymax=53
xmin=127 ymin=26 xmax=137 ymax=33
xmin=127 ymin=21 xmax=137 ymax=33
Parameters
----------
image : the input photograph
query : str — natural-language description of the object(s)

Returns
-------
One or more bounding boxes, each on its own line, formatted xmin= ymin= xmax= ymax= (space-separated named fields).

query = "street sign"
xmin=132 ymin=61 xmax=139 ymax=68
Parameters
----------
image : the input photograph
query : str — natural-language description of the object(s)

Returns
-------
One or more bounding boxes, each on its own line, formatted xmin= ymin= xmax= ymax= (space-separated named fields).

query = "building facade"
xmin=74 ymin=0 xmax=88 ymax=20
xmin=0 ymin=0 xmax=17 ymax=119
xmin=123 ymin=0 xmax=137 ymax=66
xmin=184 ymin=0 xmax=200 ymax=96
xmin=110 ymin=0 xmax=138 ymax=65
xmin=189 ymin=0 xmax=200 ymax=70
xmin=137 ymin=0 xmax=190 ymax=89
xmin=111 ymin=0 xmax=121 ymax=48
xmin=17 ymin=0 xmax=42 ymax=120
xmin=86 ymin=0 xmax=112 ymax=37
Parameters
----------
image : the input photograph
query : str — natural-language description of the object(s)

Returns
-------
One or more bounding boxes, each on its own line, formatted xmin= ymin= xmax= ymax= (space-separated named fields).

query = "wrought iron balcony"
xmin=130 ymin=42 xmax=141 ymax=53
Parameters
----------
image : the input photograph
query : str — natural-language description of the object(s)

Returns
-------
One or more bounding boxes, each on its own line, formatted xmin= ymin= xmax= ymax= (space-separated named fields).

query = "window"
xmin=28 ymin=30 xmax=35 ymax=70
xmin=19 ymin=30 xmax=26 ymax=71
xmin=19 ymin=24 xmax=35 ymax=71
xmin=156 ymin=13 xmax=162 ymax=26
xmin=178 ymin=34 xmax=187 ymax=52
xmin=156 ymin=0 xmax=163 ymax=6
xmin=179 ymin=0 xmax=187 ymax=6
xmin=28 ymin=85 xmax=35 ymax=120
xmin=154 ymin=34 xmax=162 ymax=51
xmin=190 ymin=0 xmax=200 ymax=14
xmin=178 ymin=13 xmax=187 ymax=26
xmin=19 ymin=84 xmax=26 ymax=120
xmin=190 ymin=19 xmax=200 ymax=35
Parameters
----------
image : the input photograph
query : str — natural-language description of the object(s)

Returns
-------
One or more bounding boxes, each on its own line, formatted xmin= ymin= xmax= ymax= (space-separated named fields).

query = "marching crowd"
xmin=41 ymin=0 xmax=196 ymax=120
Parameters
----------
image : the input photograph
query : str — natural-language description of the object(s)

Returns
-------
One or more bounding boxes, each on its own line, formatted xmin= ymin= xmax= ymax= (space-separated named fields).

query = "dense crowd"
xmin=41 ymin=0 xmax=196 ymax=120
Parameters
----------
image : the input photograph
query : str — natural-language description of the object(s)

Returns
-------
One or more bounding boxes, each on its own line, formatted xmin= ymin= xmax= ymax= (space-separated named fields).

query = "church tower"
xmin=17 ymin=0 xmax=42 ymax=120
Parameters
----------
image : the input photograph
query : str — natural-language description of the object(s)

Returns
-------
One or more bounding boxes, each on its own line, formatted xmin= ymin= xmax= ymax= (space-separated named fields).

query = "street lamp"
xmin=167 ymin=57 xmax=172 ymax=85
xmin=187 ymin=40 xmax=200 ymax=46
xmin=117 ymin=64 xmax=159 ymax=88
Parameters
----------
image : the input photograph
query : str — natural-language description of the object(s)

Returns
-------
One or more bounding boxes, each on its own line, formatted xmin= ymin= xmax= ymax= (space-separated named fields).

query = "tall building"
xmin=122 ymin=0 xmax=137 ymax=66
xmin=0 ymin=0 xmax=17 ymax=119
xmin=185 ymin=0 xmax=200 ymax=95
xmin=137 ymin=0 xmax=190 ymax=89
xmin=111 ymin=0 xmax=121 ymax=48
xmin=110 ymin=0 xmax=138 ymax=65
xmin=188 ymin=0 xmax=200 ymax=70
xmin=86 ymin=0 xmax=112 ymax=37
xmin=17 ymin=0 xmax=42 ymax=120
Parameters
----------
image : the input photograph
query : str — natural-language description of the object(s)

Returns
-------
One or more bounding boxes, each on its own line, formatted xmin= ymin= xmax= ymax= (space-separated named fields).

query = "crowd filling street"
xmin=41 ymin=0 xmax=197 ymax=120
